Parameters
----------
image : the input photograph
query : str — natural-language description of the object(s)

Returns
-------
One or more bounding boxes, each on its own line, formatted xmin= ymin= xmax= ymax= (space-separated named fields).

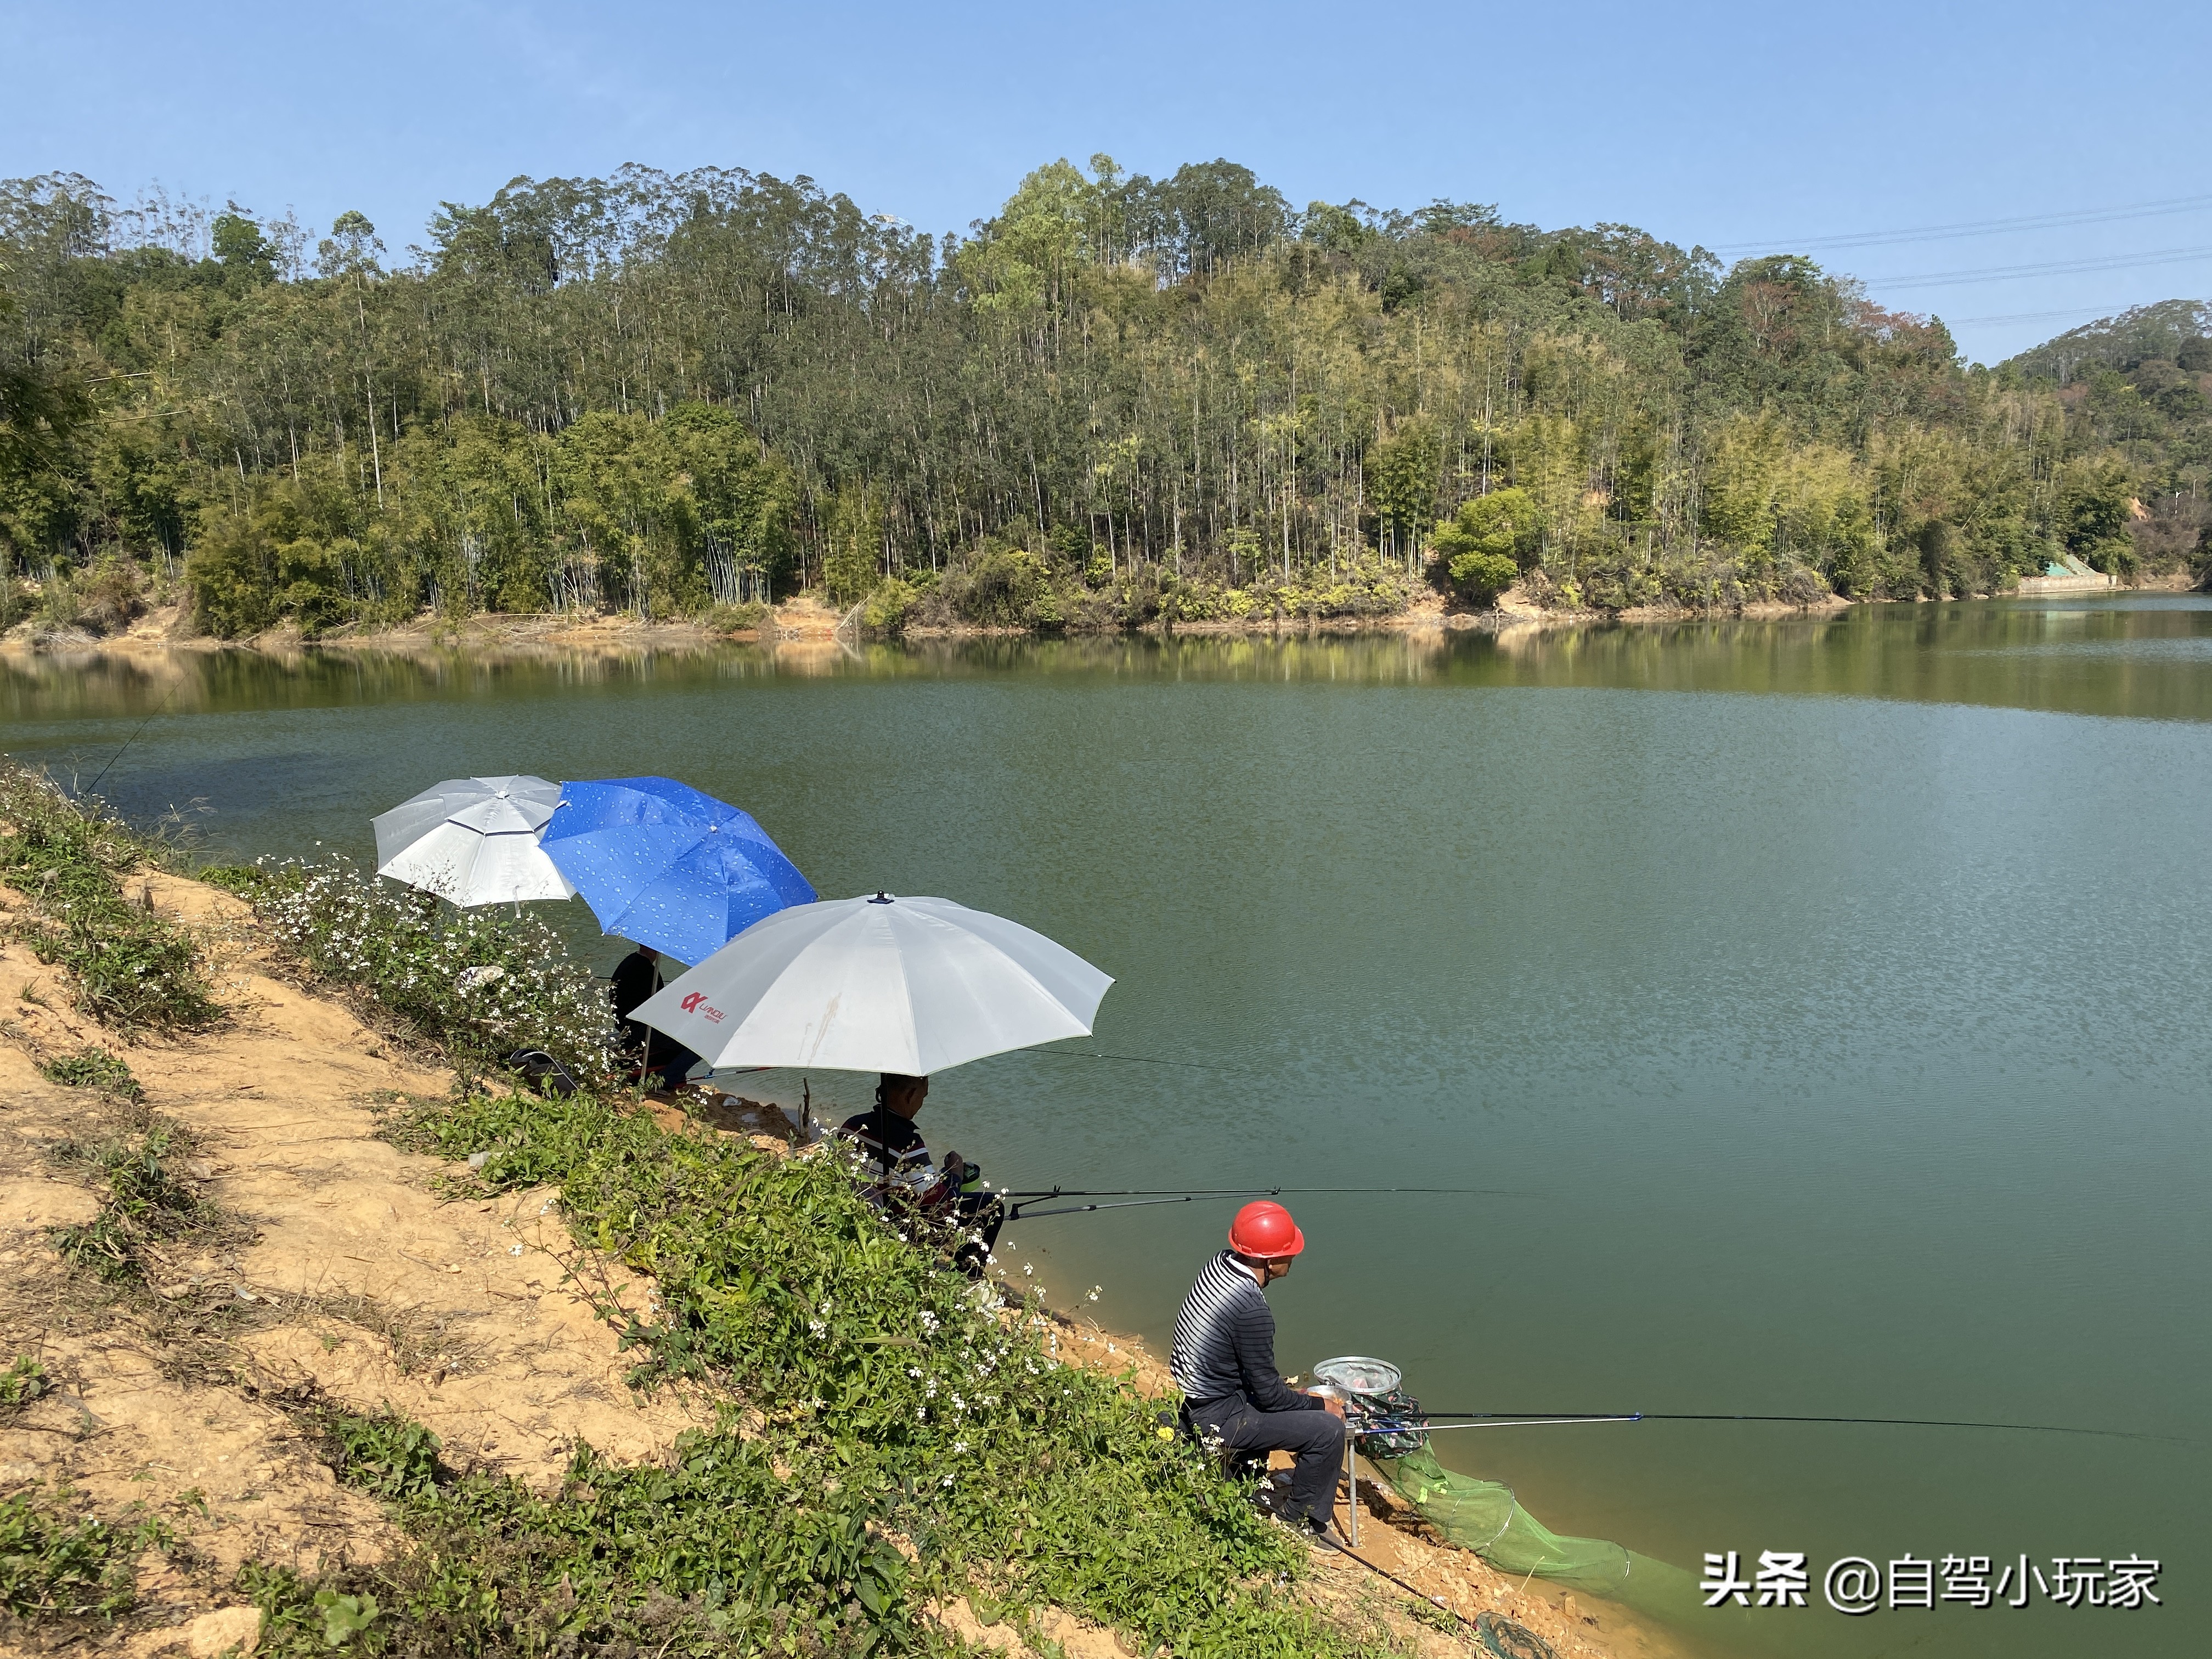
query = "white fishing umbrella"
xmin=371 ymin=775 xmax=579 ymax=907
xmin=631 ymin=891 xmax=1113 ymax=1075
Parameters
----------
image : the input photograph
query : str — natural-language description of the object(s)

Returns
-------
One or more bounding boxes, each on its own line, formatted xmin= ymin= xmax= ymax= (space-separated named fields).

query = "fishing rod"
xmin=1008 ymin=1194 xmax=1259 ymax=1220
xmin=1362 ymin=1409 xmax=2174 ymax=1443
xmin=1353 ymin=1415 xmax=1643 ymax=1433
xmin=999 ymin=1184 xmax=1515 ymax=1223
xmin=1000 ymin=1185 xmax=1510 ymax=1199
xmin=84 ymin=674 xmax=185 ymax=795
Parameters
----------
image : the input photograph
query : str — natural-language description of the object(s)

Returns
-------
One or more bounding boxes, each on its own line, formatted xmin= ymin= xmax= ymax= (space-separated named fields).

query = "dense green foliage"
xmin=0 ymin=765 xmax=219 ymax=1031
xmin=1999 ymin=299 xmax=2212 ymax=580
xmin=4 ymin=161 xmax=2204 ymax=636
xmin=295 ymin=1084 xmax=1360 ymax=1656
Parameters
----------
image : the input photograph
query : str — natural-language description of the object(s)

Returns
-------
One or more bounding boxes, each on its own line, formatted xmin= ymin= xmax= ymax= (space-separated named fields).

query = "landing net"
xmin=1312 ymin=1357 xmax=1703 ymax=1624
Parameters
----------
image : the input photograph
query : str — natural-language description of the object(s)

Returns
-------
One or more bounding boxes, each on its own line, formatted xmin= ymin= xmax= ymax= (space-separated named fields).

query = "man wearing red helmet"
xmin=1170 ymin=1200 xmax=1348 ymax=1549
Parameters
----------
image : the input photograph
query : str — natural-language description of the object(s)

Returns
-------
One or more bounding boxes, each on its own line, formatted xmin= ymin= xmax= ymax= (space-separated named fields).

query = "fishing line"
xmin=84 ymin=674 xmax=185 ymax=796
xmin=1008 ymin=1195 xmax=1250 ymax=1220
xmin=1396 ymin=1410 xmax=2174 ymax=1442
xmin=1030 ymin=1047 xmax=1271 ymax=1078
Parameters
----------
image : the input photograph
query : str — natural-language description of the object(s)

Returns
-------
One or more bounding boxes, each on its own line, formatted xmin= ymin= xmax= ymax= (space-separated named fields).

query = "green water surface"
xmin=7 ymin=594 xmax=2209 ymax=1657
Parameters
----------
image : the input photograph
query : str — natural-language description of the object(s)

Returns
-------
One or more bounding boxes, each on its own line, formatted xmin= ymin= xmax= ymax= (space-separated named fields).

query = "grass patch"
xmin=239 ymin=1402 xmax=924 ymax=1657
xmin=49 ymin=1118 xmax=216 ymax=1284
xmin=330 ymin=1087 xmax=1362 ymax=1657
xmin=37 ymin=1045 xmax=143 ymax=1101
xmin=256 ymin=1405 xmax=938 ymax=1658
xmin=0 ymin=1488 xmax=155 ymax=1624
xmin=0 ymin=765 xmax=220 ymax=1034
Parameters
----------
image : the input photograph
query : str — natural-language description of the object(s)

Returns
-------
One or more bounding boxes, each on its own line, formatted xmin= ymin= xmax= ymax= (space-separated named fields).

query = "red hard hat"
xmin=1228 ymin=1200 xmax=1305 ymax=1259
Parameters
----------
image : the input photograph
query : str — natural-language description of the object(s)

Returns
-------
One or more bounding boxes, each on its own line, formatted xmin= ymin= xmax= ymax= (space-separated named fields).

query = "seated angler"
xmin=609 ymin=941 xmax=701 ymax=1092
xmin=1170 ymin=1200 xmax=1348 ymax=1549
xmin=838 ymin=1073 xmax=1003 ymax=1277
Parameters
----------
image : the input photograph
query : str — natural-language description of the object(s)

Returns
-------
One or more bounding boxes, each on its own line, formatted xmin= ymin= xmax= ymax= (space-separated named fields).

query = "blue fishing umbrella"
xmin=538 ymin=776 xmax=816 ymax=963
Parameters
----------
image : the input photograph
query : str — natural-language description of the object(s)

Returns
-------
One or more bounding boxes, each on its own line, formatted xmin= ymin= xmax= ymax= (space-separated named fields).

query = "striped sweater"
xmin=1169 ymin=1251 xmax=1322 ymax=1413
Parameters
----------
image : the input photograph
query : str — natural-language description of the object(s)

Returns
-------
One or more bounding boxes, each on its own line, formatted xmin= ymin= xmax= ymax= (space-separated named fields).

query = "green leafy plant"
xmin=37 ymin=1046 xmax=142 ymax=1101
xmin=0 ymin=1490 xmax=139 ymax=1622
xmin=314 ymin=1589 xmax=380 ymax=1649
xmin=862 ymin=576 xmax=919 ymax=635
xmin=319 ymin=1412 xmax=444 ymax=1503
xmin=1432 ymin=488 xmax=1535 ymax=606
xmin=0 ymin=1355 xmax=49 ymax=1411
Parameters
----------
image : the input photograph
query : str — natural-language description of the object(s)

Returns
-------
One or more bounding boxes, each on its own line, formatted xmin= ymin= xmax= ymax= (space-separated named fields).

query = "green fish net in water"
xmin=1313 ymin=1358 xmax=1705 ymax=1626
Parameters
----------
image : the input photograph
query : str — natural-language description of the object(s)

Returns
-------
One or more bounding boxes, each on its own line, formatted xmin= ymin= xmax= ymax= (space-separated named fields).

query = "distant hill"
xmin=2007 ymin=298 xmax=2212 ymax=383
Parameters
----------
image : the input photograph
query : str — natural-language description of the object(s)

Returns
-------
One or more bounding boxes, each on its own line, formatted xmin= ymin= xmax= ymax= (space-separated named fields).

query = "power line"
xmin=1944 ymin=303 xmax=2175 ymax=328
xmin=1867 ymin=244 xmax=2212 ymax=290
xmin=1712 ymin=191 xmax=2212 ymax=257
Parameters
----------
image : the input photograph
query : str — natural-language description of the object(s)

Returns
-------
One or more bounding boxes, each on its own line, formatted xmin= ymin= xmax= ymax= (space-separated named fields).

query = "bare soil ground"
xmin=0 ymin=871 xmax=1673 ymax=1659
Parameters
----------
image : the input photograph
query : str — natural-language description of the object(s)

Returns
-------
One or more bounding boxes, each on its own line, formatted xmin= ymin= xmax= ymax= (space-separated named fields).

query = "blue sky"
xmin=5 ymin=0 xmax=2209 ymax=363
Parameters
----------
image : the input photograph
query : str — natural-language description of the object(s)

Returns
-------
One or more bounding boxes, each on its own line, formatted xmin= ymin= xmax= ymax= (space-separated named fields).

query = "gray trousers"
xmin=1188 ymin=1392 xmax=1346 ymax=1525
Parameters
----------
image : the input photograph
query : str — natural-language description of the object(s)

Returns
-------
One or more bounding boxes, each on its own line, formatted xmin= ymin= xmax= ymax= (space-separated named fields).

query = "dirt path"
xmin=0 ymin=875 xmax=714 ymax=1653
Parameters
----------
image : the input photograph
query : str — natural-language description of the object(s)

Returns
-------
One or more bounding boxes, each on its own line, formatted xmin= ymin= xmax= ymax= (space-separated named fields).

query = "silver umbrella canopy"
xmin=631 ymin=891 xmax=1113 ymax=1075
xmin=371 ymin=775 xmax=579 ymax=906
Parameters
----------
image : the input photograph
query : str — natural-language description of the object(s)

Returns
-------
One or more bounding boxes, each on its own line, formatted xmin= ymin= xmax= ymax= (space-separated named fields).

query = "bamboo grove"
xmin=1 ymin=157 xmax=2204 ymax=638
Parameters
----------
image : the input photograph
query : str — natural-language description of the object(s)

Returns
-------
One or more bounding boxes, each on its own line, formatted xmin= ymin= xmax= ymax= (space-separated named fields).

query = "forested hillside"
xmin=1 ymin=159 xmax=2204 ymax=640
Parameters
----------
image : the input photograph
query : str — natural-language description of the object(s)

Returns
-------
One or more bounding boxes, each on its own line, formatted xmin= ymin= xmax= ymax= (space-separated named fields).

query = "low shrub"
xmin=221 ymin=858 xmax=620 ymax=1084
xmin=250 ymin=1412 xmax=912 ymax=1659
xmin=933 ymin=549 xmax=1054 ymax=629
xmin=699 ymin=600 xmax=770 ymax=634
xmin=861 ymin=577 xmax=919 ymax=635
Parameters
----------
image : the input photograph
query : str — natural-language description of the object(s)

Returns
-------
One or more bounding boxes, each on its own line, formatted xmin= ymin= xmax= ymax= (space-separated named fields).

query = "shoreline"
xmin=5 ymin=574 xmax=2194 ymax=665
xmin=0 ymin=866 xmax=1673 ymax=1659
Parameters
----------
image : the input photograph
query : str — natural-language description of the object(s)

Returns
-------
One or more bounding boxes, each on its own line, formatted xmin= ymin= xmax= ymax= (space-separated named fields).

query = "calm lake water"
xmin=8 ymin=595 xmax=2211 ymax=1657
